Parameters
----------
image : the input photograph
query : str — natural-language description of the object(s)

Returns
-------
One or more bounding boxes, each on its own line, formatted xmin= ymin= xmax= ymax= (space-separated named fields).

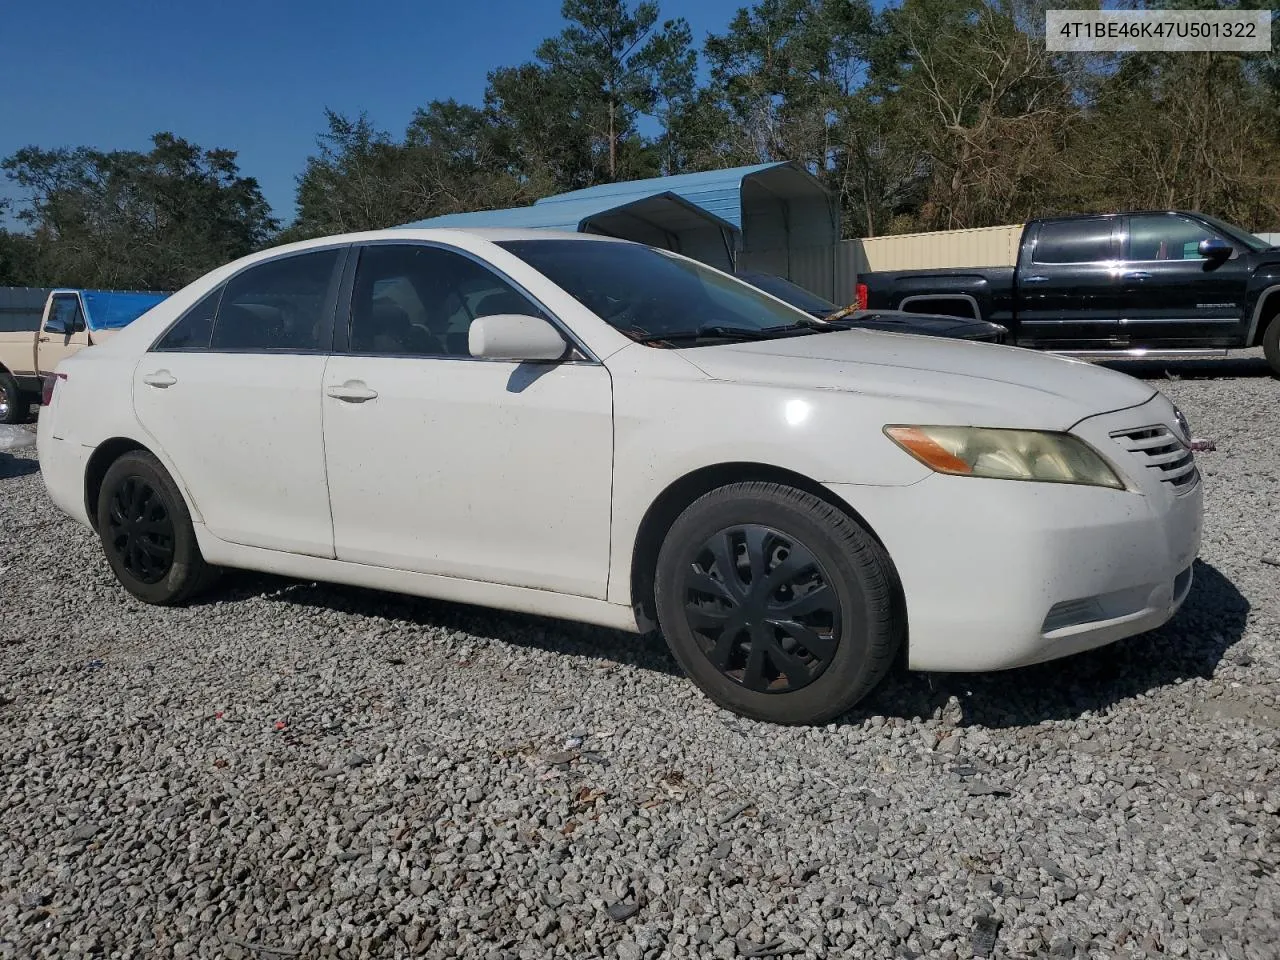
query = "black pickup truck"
xmin=858 ymin=211 xmax=1280 ymax=374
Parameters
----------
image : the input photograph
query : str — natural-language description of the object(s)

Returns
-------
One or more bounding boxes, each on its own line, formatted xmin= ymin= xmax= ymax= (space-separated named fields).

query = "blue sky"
xmin=0 ymin=0 xmax=751 ymax=227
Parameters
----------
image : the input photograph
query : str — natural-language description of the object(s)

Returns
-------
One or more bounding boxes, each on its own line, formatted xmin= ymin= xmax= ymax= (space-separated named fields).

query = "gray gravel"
xmin=2 ymin=358 xmax=1278 ymax=960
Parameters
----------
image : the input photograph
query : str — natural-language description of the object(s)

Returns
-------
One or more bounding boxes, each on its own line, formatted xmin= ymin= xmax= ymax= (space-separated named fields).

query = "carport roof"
xmin=532 ymin=162 xmax=827 ymax=231
xmin=399 ymin=190 xmax=738 ymax=239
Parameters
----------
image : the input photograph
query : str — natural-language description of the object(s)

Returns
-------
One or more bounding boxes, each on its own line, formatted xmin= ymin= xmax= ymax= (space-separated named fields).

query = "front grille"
xmin=1109 ymin=425 xmax=1198 ymax=491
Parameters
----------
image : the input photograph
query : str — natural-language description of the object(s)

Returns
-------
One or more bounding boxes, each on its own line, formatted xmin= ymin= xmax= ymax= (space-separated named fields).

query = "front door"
xmin=133 ymin=247 xmax=347 ymax=557
xmin=1015 ymin=217 xmax=1125 ymax=348
xmin=36 ymin=294 xmax=91 ymax=376
xmin=1116 ymin=213 xmax=1252 ymax=348
xmin=321 ymin=241 xmax=614 ymax=599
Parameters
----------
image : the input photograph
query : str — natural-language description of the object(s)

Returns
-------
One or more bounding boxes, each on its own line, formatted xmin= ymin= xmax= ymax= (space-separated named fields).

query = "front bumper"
xmin=826 ymin=395 xmax=1203 ymax=672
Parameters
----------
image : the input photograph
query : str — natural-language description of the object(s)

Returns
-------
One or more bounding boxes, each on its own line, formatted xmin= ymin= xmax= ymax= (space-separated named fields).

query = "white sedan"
xmin=36 ymin=229 xmax=1202 ymax=724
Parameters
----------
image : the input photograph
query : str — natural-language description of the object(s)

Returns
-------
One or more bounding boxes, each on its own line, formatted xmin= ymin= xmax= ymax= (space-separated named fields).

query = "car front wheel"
xmin=654 ymin=481 xmax=903 ymax=725
xmin=96 ymin=450 xmax=218 ymax=605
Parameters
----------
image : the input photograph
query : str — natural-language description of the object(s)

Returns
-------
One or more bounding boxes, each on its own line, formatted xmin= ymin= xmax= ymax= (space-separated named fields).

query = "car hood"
xmin=675 ymin=329 xmax=1158 ymax=430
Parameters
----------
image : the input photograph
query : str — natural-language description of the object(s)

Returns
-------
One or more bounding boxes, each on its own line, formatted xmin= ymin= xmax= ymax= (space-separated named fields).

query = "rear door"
xmin=1015 ymin=217 xmax=1124 ymax=348
xmin=1116 ymin=213 xmax=1251 ymax=347
xmin=36 ymin=293 xmax=91 ymax=376
xmin=132 ymin=247 xmax=347 ymax=557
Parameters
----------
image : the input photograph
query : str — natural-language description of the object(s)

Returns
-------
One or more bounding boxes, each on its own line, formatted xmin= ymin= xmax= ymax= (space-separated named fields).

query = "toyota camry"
xmin=36 ymin=229 xmax=1202 ymax=724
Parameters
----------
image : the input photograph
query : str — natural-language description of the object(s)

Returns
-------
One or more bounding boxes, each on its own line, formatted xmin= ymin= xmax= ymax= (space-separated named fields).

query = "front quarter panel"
xmin=604 ymin=345 xmax=936 ymax=606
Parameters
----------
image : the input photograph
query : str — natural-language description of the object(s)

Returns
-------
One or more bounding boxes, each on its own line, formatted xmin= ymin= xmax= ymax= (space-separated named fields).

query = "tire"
xmin=1263 ymin=310 xmax=1280 ymax=378
xmin=0 ymin=369 xmax=29 ymax=425
xmin=654 ymin=481 xmax=903 ymax=725
xmin=96 ymin=450 xmax=218 ymax=605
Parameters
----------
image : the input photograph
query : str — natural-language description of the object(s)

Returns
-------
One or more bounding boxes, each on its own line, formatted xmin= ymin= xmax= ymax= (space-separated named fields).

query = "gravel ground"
xmin=1 ymin=357 xmax=1277 ymax=960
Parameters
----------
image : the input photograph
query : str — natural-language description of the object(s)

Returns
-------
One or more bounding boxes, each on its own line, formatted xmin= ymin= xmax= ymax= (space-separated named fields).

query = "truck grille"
xmin=1109 ymin=425 xmax=1198 ymax=491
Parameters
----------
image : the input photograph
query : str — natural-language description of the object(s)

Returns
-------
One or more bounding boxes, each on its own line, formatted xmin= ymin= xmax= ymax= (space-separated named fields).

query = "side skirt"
xmin=193 ymin=524 xmax=644 ymax=634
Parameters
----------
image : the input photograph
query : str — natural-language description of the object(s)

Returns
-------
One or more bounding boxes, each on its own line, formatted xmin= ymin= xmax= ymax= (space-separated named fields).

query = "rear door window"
xmin=153 ymin=286 xmax=223 ymax=351
xmin=1032 ymin=220 xmax=1117 ymax=264
xmin=209 ymin=249 xmax=342 ymax=352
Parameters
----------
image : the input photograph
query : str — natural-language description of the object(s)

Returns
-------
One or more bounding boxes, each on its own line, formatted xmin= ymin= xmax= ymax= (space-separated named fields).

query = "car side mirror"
xmin=44 ymin=317 xmax=68 ymax=335
xmin=469 ymin=314 xmax=569 ymax=362
xmin=1198 ymin=237 xmax=1232 ymax=261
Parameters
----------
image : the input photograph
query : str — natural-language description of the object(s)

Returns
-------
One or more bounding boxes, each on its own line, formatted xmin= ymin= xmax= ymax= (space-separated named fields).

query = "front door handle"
xmin=38 ymin=336 xmax=51 ymax=343
xmin=326 ymin=381 xmax=378 ymax=403
xmin=1123 ymin=271 xmax=1152 ymax=281
xmin=142 ymin=370 xmax=177 ymax=388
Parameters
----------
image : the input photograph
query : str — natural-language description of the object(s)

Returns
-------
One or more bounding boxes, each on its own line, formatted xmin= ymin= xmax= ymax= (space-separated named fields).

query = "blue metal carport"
xmin=407 ymin=190 xmax=739 ymax=272
xmin=400 ymin=161 xmax=840 ymax=298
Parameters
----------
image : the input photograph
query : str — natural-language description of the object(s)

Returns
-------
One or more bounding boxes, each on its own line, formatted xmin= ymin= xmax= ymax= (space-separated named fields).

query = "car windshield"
xmin=1197 ymin=213 xmax=1271 ymax=252
xmin=495 ymin=239 xmax=819 ymax=344
xmin=738 ymin=272 xmax=841 ymax=315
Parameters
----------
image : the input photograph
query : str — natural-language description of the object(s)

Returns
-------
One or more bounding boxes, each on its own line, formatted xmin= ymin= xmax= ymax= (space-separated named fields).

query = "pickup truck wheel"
xmin=1263 ymin=311 xmax=1280 ymax=378
xmin=654 ymin=482 xmax=903 ymax=725
xmin=0 ymin=370 xmax=29 ymax=424
xmin=96 ymin=450 xmax=217 ymax=605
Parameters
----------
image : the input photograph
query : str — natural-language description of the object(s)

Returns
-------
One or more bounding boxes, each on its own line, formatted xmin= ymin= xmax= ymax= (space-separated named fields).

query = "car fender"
xmin=604 ymin=362 xmax=936 ymax=607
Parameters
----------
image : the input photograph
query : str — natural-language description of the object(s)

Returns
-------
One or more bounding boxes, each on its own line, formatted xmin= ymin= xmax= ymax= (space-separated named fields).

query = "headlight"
xmin=883 ymin=425 xmax=1126 ymax=489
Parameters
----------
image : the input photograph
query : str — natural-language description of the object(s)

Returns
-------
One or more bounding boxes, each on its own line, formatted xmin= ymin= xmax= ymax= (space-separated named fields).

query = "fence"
xmin=0 ymin=287 xmax=53 ymax=333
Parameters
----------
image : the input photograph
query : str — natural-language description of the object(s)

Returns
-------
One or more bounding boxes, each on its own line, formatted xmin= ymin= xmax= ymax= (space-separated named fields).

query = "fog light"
xmin=1042 ymin=597 xmax=1105 ymax=634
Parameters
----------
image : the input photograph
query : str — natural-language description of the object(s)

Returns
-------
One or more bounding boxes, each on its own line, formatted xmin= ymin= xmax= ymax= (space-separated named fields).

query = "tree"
xmin=0 ymin=198 xmax=39 ymax=286
xmin=287 ymin=105 xmax=530 ymax=241
xmin=2 ymin=133 xmax=276 ymax=289
xmin=1078 ymin=52 xmax=1280 ymax=227
xmin=537 ymin=0 xmax=699 ymax=179
xmin=861 ymin=0 xmax=1080 ymax=232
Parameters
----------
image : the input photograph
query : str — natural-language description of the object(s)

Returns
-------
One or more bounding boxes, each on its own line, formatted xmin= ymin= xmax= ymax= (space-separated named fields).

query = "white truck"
xmin=0 ymin=288 xmax=169 ymax=423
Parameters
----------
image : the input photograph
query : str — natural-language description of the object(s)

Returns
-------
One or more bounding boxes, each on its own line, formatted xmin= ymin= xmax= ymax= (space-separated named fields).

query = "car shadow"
xmin=846 ymin=559 xmax=1247 ymax=729
xmin=1098 ymin=355 xmax=1273 ymax=380
xmin=203 ymin=558 xmax=1246 ymax=730
xmin=0 ymin=452 xmax=39 ymax=479
xmin=194 ymin=573 xmax=685 ymax=676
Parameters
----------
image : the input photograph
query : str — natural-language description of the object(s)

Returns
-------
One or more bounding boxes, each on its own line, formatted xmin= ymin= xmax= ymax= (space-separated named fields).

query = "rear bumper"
xmin=825 ymin=418 xmax=1202 ymax=672
xmin=36 ymin=426 xmax=93 ymax=529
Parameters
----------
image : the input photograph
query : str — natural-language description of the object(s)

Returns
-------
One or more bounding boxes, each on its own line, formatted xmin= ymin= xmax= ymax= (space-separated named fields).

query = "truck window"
xmin=1032 ymin=220 xmax=1116 ymax=264
xmin=47 ymin=295 xmax=85 ymax=333
xmin=1126 ymin=214 xmax=1218 ymax=262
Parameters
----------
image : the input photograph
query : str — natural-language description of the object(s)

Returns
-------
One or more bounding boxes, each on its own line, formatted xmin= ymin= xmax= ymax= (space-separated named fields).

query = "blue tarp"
xmin=80 ymin=291 xmax=169 ymax=331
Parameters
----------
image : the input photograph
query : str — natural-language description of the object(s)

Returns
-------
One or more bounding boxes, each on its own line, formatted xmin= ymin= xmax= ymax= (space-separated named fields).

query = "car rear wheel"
xmin=96 ymin=450 xmax=217 ymax=605
xmin=0 ymin=370 xmax=29 ymax=424
xmin=654 ymin=481 xmax=903 ymax=725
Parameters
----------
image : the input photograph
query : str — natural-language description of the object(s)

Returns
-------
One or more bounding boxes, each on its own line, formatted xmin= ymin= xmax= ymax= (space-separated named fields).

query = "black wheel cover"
xmin=680 ymin=524 xmax=842 ymax=693
xmin=105 ymin=476 xmax=175 ymax=585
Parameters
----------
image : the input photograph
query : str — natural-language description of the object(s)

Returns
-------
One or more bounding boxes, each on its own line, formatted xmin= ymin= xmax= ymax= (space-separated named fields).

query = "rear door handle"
xmin=142 ymin=370 xmax=177 ymax=388
xmin=326 ymin=381 xmax=378 ymax=403
xmin=1022 ymin=275 xmax=1048 ymax=283
xmin=1123 ymin=271 xmax=1152 ymax=281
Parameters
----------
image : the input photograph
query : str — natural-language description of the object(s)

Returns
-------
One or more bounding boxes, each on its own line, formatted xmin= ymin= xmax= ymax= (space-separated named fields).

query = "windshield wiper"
xmin=632 ymin=325 xmax=781 ymax=344
xmin=767 ymin=315 xmax=838 ymax=332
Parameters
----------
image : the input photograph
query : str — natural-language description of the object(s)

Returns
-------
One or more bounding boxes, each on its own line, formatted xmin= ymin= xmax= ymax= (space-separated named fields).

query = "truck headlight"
xmin=884 ymin=425 xmax=1125 ymax=489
